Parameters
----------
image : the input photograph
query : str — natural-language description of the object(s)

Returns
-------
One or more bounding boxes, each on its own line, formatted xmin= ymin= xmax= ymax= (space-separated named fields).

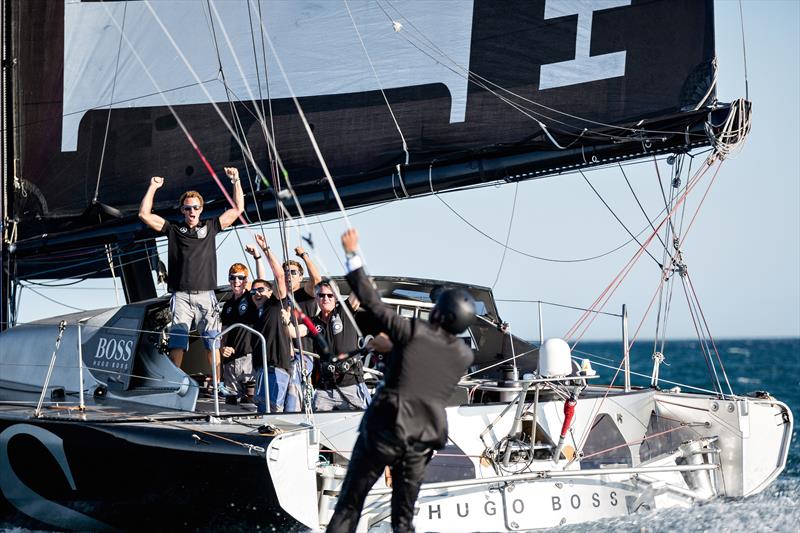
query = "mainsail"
xmin=3 ymin=0 xmax=721 ymax=314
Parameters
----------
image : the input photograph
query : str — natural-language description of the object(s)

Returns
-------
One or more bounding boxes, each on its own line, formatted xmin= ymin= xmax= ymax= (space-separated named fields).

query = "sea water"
xmin=2 ymin=338 xmax=798 ymax=532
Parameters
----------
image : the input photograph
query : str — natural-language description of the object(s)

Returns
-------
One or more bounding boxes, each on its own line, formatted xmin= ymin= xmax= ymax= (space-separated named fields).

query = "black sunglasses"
xmin=228 ymin=274 xmax=246 ymax=281
xmin=288 ymin=269 xmax=301 ymax=276
xmin=250 ymin=287 xmax=269 ymax=295
xmin=317 ymin=293 xmax=335 ymax=299
xmin=182 ymin=205 xmax=202 ymax=212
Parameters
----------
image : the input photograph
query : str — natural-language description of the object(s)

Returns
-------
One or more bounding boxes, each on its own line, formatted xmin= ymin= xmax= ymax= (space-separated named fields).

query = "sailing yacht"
xmin=0 ymin=1 xmax=792 ymax=531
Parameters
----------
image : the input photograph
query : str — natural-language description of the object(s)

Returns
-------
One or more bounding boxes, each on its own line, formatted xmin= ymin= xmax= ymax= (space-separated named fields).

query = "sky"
xmin=16 ymin=0 xmax=800 ymax=343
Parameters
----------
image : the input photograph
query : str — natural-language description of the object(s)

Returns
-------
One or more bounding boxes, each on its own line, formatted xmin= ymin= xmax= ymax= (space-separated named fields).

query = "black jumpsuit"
xmin=326 ymin=267 xmax=474 ymax=533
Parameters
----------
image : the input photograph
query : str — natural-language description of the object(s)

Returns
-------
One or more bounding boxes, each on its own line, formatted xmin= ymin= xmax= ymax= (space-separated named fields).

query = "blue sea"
xmin=2 ymin=338 xmax=798 ymax=532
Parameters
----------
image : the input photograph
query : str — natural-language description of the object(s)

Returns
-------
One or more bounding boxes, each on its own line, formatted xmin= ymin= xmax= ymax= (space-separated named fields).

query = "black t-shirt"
xmin=162 ymin=218 xmax=221 ymax=292
xmin=311 ymin=303 xmax=362 ymax=388
xmin=292 ymin=287 xmax=317 ymax=352
xmin=220 ymin=292 xmax=257 ymax=359
xmin=252 ymin=295 xmax=292 ymax=371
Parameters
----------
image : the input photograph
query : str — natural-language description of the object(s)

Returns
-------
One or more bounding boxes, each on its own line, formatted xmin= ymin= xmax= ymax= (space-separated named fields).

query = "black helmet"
xmin=431 ymin=288 xmax=476 ymax=334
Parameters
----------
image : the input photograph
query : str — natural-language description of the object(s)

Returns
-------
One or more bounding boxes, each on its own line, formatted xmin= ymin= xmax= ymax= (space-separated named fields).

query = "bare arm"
xmin=282 ymin=309 xmax=308 ymax=338
xmin=218 ymin=167 xmax=245 ymax=229
xmin=139 ymin=176 xmax=167 ymax=231
xmin=245 ymin=243 xmax=267 ymax=281
xmin=256 ymin=234 xmax=287 ymax=300
xmin=296 ymin=245 xmax=322 ymax=296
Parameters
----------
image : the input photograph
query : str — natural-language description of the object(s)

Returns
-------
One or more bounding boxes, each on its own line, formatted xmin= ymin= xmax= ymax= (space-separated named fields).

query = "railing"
xmin=211 ymin=324 xmax=269 ymax=418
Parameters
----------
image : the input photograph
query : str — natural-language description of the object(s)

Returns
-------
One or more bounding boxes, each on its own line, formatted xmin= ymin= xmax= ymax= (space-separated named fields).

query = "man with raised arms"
xmin=247 ymin=234 xmax=293 ymax=413
xmin=138 ymin=167 xmax=244 ymax=388
xmin=326 ymin=228 xmax=475 ymax=533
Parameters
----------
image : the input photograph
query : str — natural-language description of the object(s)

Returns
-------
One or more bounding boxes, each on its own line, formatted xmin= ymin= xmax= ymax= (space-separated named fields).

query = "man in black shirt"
xmin=326 ymin=228 xmax=475 ymax=533
xmin=309 ymin=281 xmax=367 ymax=411
xmin=249 ymin=235 xmax=293 ymax=413
xmin=219 ymin=261 xmax=257 ymax=399
xmin=284 ymin=246 xmax=322 ymax=342
xmin=139 ymin=168 xmax=244 ymax=379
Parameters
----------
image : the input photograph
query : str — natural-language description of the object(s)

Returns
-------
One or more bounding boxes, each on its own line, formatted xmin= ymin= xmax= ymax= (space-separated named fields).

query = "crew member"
xmin=219 ymin=261 xmax=255 ymax=399
xmin=287 ymin=281 xmax=367 ymax=411
xmin=138 ymin=168 xmax=244 ymax=385
xmin=326 ymin=229 xmax=475 ymax=533
xmin=250 ymin=234 xmax=292 ymax=413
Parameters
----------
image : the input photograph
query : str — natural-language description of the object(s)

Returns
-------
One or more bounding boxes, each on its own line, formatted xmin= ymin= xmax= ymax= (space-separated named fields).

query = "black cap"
xmin=431 ymin=288 xmax=476 ymax=334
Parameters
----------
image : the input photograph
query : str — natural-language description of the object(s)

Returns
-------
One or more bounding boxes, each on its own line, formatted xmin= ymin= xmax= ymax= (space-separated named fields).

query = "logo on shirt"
xmin=331 ymin=315 xmax=343 ymax=334
xmin=196 ymin=225 xmax=208 ymax=239
xmin=178 ymin=226 xmax=188 ymax=234
xmin=238 ymin=300 xmax=249 ymax=315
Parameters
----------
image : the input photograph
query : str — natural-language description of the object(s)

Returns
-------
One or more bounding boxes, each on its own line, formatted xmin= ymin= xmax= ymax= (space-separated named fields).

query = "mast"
xmin=1 ymin=0 xmax=13 ymax=330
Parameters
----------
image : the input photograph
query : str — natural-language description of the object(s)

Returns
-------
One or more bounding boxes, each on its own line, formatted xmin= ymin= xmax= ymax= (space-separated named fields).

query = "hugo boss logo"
xmin=92 ymin=336 xmax=134 ymax=372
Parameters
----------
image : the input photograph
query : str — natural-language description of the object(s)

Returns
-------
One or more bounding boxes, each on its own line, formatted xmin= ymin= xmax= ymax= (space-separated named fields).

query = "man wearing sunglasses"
xmin=218 ymin=261 xmax=258 ymax=400
xmin=281 ymin=247 xmax=322 ymax=355
xmin=138 ymin=167 xmax=244 ymax=381
xmin=310 ymin=281 xmax=367 ymax=411
xmin=252 ymin=242 xmax=295 ymax=413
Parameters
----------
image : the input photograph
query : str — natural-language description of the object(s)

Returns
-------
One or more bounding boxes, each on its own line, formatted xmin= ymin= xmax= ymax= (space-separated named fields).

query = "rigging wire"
xmin=618 ymin=162 xmax=671 ymax=259
xmin=737 ymin=0 xmax=750 ymax=100
xmin=490 ymin=182 xmax=518 ymax=289
xmin=23 ymin=285 xmax=87 ymax=312
xmin=93 ymin=1 xmax=127 ymax=203
xmin=434 ymin=193 xmax=644 ymax=264
xmin=564 ymin=159 xmax=714 ymax=344
xmin=343 ymin=0 xmax=409 ymax=163
xmin=578 ymin=170 xmax=663 ymax=268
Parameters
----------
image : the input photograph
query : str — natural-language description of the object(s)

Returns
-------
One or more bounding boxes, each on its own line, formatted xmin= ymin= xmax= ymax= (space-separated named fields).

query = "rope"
xmin=685 ymin=273 xmax=733 ymax=396
xmin=564 ymin=159 xmax=714 ymax=344
xmin=494 ymin=299 xmax=622 ymax=318
xmin=247 ymin=2 xmax=352 ymax=228
xmin=737 ymin=0 xmax=750 ymax=100
xmin=490 ymin=182 xmax=518 ymax=289
xmin=619 ymin=162 xmax=672 ymax=259
xmin=434 ymin=193 xmax=645 ymax=263
xmin=579 ymin=170 xmax=662 ymax=268
xmin=93 ymin=1 xmax=127 ymax=203
xmin=680 ymin=276 xmax=723 ymax=396
xmin=343 ymin=0 xmax=409 ymax=164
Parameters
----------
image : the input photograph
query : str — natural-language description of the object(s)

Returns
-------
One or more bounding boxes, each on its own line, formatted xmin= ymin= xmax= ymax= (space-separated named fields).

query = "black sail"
xmin=6 ymin=0 xmax=719 ymax=277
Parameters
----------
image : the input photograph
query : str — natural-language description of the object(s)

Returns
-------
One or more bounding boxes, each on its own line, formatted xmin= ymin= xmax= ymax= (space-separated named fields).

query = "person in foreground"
xmin=326 ymin=228 xmax=476 ymax=533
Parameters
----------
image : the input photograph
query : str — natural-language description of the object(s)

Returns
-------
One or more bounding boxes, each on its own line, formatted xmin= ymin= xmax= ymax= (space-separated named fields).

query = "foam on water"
xmin=543 ymin=478 xmax=800 ymax=533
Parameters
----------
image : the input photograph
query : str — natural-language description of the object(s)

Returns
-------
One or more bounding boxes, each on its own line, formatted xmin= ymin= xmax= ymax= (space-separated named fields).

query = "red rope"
xmin=566 ymin=160 xmax=713 ymax=347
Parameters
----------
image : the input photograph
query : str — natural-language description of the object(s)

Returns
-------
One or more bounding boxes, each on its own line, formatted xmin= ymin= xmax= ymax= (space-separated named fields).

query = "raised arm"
xmin=296 ymin=245 xmax=322 ymax=296
xmin=218 ymin=167 xmax=245 ymax=229
xmin=138 ymin=176 xmax=167 ymax=231
xmin=256 ymin=234 xmax=287 ymax=300
xmin=282 ymin=308 xmax=308 ymax=339
xmin=245 ymin=243 xmax=267 ymax=281
xmin=342 ymin=229 xmax=412 ymax=345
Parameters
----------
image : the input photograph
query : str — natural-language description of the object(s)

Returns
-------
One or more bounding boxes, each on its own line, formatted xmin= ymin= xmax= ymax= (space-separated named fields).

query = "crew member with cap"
xmin=326 ymin=228 xmax=475 ymax=533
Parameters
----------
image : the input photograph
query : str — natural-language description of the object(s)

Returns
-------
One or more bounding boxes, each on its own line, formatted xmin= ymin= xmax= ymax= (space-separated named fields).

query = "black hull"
xmin=0 ymin=417 xmax=302 ymax=531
